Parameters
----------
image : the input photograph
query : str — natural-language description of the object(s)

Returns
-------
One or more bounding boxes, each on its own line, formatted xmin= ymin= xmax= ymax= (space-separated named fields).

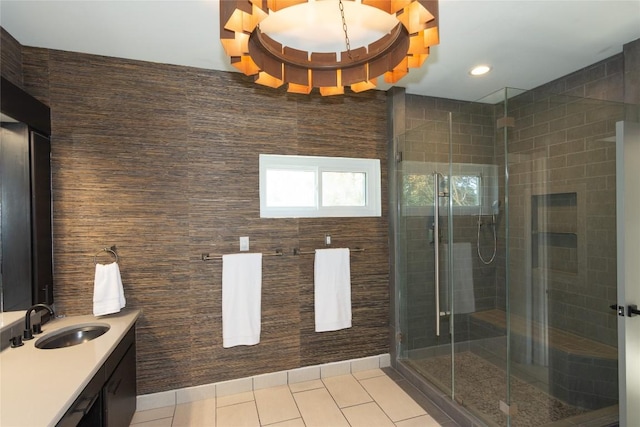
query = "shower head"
xmin=491 ymin=200 xmax=499 ymax=214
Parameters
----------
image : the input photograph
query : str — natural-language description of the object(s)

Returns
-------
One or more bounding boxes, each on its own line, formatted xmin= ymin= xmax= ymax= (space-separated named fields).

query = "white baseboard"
xmin=136 ymin=353 xmax=391 ymax=411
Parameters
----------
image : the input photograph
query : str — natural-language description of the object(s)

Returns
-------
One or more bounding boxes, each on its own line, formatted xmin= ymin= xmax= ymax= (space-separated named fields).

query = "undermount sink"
xmin=35 ymin=323 xmax=110 ymax=349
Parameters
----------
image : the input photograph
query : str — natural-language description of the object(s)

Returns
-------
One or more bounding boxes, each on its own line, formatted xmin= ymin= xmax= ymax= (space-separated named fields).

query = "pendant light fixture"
xmin=220 ymin=0 xmax=439 ymax=96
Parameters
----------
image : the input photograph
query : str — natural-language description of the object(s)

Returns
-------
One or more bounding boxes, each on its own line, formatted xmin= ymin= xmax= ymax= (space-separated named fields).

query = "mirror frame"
xmin=1 ymin=76 xmax=53 ymax=309
xmin=1 ymin=77 xmax=50 ymax=135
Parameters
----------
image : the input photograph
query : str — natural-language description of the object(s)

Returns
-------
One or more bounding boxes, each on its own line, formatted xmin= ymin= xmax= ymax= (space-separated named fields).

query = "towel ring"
xmin=94 ymin=247 xmax=118 ymax=264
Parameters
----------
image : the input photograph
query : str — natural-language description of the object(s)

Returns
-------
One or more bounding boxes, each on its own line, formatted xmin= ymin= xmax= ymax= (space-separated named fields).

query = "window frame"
xmin=259 ymin=154 xmax=381 ymax=218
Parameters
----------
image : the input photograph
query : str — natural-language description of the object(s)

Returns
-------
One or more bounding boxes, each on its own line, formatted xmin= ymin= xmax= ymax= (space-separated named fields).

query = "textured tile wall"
xmin=0 ymin=28 xmax=22 ymax=88
xmin=10 ymin=45 xmax=390 ymax=395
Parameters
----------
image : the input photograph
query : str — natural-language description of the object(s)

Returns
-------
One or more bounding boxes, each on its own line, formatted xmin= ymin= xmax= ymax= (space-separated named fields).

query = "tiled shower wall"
xmin=394 ymin=37 xmax=639 ymax=350
xmin=503 ymin=39 xmax=639 ymax=347
xmin=1 ymin=28 xmax=390 ymax=395
xmin=505 ymin=91 xmax=625 ymax=347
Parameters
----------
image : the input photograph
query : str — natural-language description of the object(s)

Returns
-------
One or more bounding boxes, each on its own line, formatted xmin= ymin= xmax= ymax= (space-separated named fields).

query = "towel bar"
xmin=293 ymin=247 xmax=365 ymax=256
xmin=201 ymin=249 xmax=284 ymax=261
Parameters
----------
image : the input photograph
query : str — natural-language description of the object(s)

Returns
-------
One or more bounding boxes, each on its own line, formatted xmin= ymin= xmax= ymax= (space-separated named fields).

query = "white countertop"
xmin=0 ymin=308 xmax=141 ymax=427
xmin=0 ymin=310 xmax=25 ymax=329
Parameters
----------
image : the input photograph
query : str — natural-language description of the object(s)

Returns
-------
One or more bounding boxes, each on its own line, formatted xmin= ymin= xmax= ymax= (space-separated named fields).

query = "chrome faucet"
xmin=23 ymin=304 xmax=55 ymax=340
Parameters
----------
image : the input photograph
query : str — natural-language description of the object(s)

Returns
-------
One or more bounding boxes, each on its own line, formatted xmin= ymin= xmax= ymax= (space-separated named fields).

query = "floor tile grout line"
xmin=255 ymin=386 xmax=303 ymax=427
xmin=355 ymin=371 xmax=403 ymax=423
xmin=297 ymin=378 xmax=349 ymax=427
xmin=130 ymin=415 xmax=174 ymax=426
xmin=252 ymin=395 xmax=261 ymax=427
xmin=342 ymin=400 xmax=396 ymax=427
xmin=285 ymin=382 xmax=307 ymax=427
xmin=129 ymin=405 xmax=177 ymax=426
xmin=261 ymin=415 xmax=304 ymax=427
xmin=321 ymin=376 xmax=351 ymax=424
xmin=171 ymin=403 xmax=177 ymax=426
xmin=326 ymin=372 xmax=400 ymax=427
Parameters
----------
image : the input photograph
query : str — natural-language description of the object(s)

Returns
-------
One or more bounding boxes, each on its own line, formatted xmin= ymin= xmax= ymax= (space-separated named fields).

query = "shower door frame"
xmin=616 ymin=120 xmax=640 ymax=426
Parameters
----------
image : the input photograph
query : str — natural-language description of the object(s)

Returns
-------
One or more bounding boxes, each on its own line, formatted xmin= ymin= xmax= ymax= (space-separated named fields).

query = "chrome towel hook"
xmin=94 ymin=246 xmax=118 ymax=264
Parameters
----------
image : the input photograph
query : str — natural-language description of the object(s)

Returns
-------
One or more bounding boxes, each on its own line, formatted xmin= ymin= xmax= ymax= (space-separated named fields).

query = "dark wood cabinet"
xmin=30 ymin=130 xmax=54 ymax=304
xmin=104 ymin=343 xmax=137 ymax=427
xmin=70 ymin=367 xmax=105 ymax=427
xmin=57 ymin=325 xmax=137 ymax=427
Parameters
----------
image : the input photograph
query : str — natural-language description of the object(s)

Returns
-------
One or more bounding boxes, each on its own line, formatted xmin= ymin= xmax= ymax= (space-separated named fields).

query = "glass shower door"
xmin=395 ymin=100 xmax=510 ymax=426
xmin=504 ymin=91 xmax=624 ymax=426
xmin=396 ymin=124 xmax=454 ymax=397
xmin=394 ymin=88 xmax=629 ymax=427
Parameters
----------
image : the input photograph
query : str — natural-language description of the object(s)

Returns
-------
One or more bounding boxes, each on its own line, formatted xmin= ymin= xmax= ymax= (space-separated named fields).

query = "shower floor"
xmin=406 ymin=351 xmax=593 ymax=427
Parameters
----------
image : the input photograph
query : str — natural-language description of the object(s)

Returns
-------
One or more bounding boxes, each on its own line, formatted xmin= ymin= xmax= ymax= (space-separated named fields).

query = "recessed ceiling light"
xmin=470 ymin=65 xmax=491 ymax=76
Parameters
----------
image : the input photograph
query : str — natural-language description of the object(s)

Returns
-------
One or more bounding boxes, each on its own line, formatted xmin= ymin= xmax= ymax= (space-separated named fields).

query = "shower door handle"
xmin=609 ymin=303 xmax=640 ymax=317
xmin=611 ymin=304 xmax=625 ymax=316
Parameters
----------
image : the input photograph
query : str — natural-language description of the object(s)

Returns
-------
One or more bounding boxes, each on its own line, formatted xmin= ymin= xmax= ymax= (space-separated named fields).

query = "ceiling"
xmin=1 ymin=0 xmax=639 ymax=101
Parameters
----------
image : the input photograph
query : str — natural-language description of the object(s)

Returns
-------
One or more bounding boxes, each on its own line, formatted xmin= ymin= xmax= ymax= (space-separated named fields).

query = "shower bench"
xmin=469 ymin=309 xmax=618 ymax=410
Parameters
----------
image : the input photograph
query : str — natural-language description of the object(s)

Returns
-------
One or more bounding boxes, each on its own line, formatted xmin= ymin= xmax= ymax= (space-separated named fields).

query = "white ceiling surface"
xmin=1 ymin=0 xmax=639 ymax=101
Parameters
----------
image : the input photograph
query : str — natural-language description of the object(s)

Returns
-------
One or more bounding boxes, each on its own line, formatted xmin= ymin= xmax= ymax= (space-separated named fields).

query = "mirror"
xmin=0 ymin=77 xmax=53 ymax=312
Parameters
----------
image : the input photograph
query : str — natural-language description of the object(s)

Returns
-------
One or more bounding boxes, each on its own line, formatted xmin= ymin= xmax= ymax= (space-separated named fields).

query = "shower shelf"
xmin=531 ymin=231 xmax=577 ymax=248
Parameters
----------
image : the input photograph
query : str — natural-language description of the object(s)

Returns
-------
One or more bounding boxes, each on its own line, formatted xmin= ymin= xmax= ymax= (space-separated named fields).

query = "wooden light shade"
xmin=220 ymin=0 xmax=439 ymax=96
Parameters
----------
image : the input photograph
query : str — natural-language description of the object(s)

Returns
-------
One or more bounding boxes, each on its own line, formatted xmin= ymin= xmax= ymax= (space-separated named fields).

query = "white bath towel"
xmin=222 ymin=253 xmax=262 ymax=348
xmin=314 ymin=248 xmax=352 ymax=332
xmin=442 ymin=242 xmax=476 ymax=314
xmin=93 ymin=262 xmax=126 ymax=316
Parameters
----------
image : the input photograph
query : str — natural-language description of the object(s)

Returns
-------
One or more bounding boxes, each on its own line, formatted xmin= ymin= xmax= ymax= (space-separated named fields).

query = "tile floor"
xmin=130 ymin=368 xmax=458 ymax=427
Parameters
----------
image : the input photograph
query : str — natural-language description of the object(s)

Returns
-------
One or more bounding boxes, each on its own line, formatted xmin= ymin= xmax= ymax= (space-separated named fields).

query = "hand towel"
xmin=314 ymin=248 xmax=351 ymax=332
xmin=93 ymin=262 xmax=126 ymax=316
xmin=222 ymin=253 xmax=262 ymax=348
xmin=442 ymin=242 xmax=475 ymax=314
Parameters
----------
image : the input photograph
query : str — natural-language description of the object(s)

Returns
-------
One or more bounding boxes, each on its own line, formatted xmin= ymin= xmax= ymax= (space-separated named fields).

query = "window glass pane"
xmin=322 ymin=171 xmax=366 ymax=206
xmin=403 ymin=174 xmax=434 ymax=206
xmin=450 ymin=175 xmax=480 ymax=206
xmin=403 ymin=174 xmax=480 ymax=207
xmin=260 ymin=154 xmax=380 ymax=217
xmin=400 ymin=161 xmax=495 ymax=217
xmin=266 ymin=169 xmax=316 ymax=207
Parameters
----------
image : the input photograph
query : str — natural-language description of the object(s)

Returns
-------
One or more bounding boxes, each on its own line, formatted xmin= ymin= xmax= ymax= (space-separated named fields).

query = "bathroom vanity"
xmin=0 ymin=308 xmax=140 ymax=427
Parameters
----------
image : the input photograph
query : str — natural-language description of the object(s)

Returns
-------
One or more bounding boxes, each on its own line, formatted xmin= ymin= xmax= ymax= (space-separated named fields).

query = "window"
xmin=402 ymin=161 xmax=498 ymax=216
xmin=259 ymin=154 xmax=381 ymax=218
xmin=447 ymin=175 xmax=481 ymax=207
